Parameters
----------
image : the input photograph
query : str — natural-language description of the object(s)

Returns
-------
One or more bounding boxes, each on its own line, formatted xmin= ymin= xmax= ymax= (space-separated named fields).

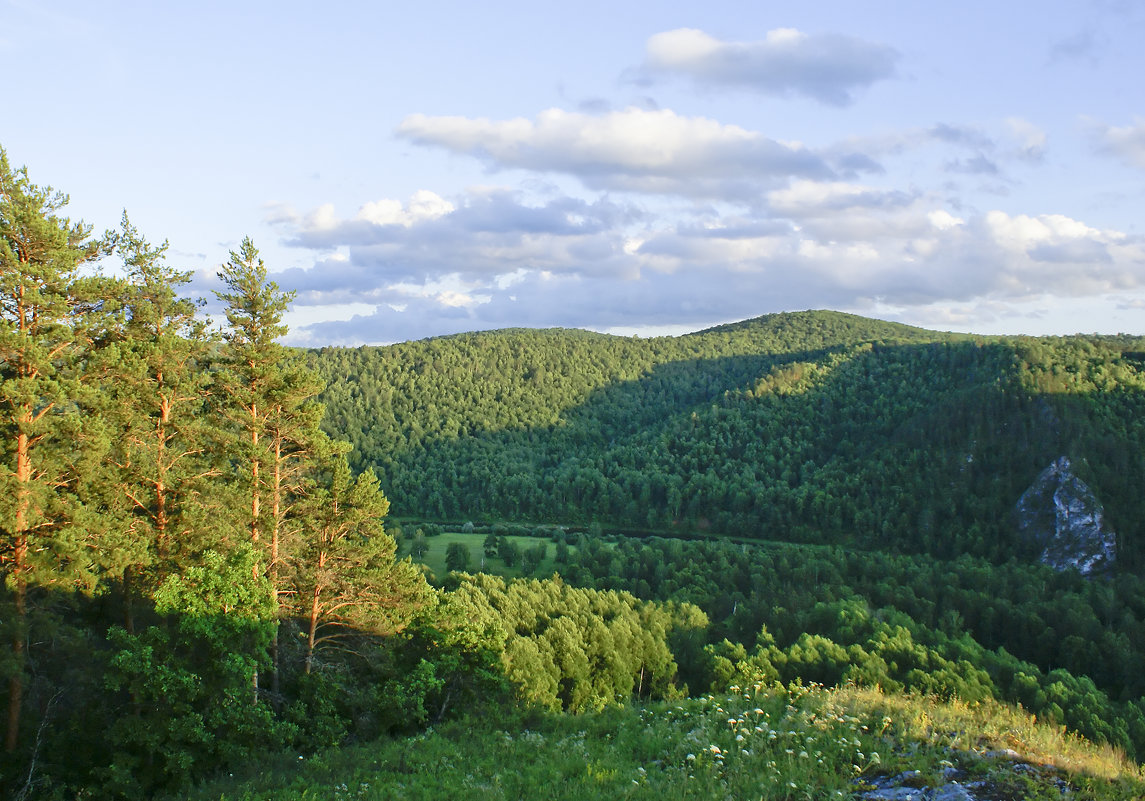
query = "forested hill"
xmin=309 ymin=310 xmax=1145 ymax=568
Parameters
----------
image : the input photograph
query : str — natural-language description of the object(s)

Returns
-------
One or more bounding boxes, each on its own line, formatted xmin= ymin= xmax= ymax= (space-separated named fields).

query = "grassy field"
xmin=399 ymin=530 xmax=573 ymax=582
xmin=177 ymin=683 xmax=1145 ymax=800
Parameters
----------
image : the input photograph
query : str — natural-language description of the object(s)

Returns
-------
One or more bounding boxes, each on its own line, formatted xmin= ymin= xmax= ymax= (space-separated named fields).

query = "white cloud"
xmin=397 ymin=107 xmax=832 ymax=198
xmin=985 ymin=211 xmax=1108 ymax=252
xmin=1005 ymin=117 xmax=1047 ymax=161
xmin=766 ymin=180 xmax=937 ymax=242
xmin=928 ymin=210 xmax=964 ymax=230
xmin=303 ymin=203 xmax=339 ymax=231
xmin=355 ymin=191 xmax=454 ymax=226
xmin=767 ymin=181 xmax=914 ymax=217
xmin=642 ymin=27 xmax=898 ymax=106
xmin=1094 ymin=117 xmax=1145 ymax=169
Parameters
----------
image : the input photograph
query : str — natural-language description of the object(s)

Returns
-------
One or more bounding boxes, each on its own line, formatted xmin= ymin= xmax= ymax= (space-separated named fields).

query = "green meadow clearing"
xmin=398 ymin=529 xmax=576 ymax=581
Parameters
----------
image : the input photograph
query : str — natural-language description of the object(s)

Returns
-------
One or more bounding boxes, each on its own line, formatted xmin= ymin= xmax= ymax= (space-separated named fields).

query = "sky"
xmin=3 ymin=0 xmax=1145 ymax=345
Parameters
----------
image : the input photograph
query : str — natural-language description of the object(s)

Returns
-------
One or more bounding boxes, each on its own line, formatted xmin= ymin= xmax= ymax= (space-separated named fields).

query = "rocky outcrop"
xmin=1014 ymin=456 xmax=1116 ymax=576
xmin=859 ymin=755 xmax=1072 ymax=800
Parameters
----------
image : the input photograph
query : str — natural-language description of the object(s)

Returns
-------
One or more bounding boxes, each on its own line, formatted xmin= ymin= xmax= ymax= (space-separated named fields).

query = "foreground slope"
xmin=311 ymin=311 xmax=1145 ymax=568
xmin=180 ymin=683 xmax=1145 ymax=800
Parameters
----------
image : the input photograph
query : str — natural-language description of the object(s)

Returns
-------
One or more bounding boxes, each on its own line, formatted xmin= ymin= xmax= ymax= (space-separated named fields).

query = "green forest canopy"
xmin=310 ymin=313 xmax=1145 ymax=567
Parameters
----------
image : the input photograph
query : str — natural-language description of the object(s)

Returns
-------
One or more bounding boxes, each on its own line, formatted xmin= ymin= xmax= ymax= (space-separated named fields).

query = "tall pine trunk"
xmin=270 ymin=436 xmax=282 ymax=701
xmin=5 ymin=425 xmax=32 ymax=751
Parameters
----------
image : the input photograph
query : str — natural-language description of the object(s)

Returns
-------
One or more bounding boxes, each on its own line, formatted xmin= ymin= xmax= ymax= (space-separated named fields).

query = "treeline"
xmin=550 ymin=533 xmax=1145 ymax=759
xmin=0 ymin=150 xmax=691 ymax=798
xmin=310 ymin=316 xmax=1145 ymax=568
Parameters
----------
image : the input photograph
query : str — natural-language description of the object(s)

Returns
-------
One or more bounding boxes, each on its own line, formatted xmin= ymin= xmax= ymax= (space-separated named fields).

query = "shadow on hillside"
xmin=354 ymin=337 xmax=1145 ymax=570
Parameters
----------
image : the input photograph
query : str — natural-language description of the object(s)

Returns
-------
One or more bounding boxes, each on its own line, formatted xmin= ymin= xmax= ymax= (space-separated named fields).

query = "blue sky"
xmin=4 ymin=0 xmax=1145 ymax=344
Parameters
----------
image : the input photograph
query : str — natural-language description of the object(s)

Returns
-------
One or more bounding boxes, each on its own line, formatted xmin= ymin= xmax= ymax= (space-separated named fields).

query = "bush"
xmin=446 ymin=542 xmax=471 ymax=572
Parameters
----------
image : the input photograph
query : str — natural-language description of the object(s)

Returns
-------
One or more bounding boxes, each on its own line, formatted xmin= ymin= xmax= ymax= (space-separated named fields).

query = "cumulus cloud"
xmin=396 ymin=108 xmax=1046 ymax=205
xmin=981 ymin=211 xmax=1133 ymax=294
xmin=397 ymin=107 xmax=833 ymax=199
xmin=1093 ymin=117 xmax=1145 ymax=169
xmin=641 ymin=27 xmax=898 ymax=106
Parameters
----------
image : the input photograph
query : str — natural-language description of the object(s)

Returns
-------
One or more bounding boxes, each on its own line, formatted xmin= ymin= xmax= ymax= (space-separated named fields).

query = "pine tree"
xmin=293 ymin=456 xmax=432 ymax=674
xmin=0 ymin=147 xmax=110 ymax=751
xmin=96 ymin=213 xmax=216 ymax=629
xmin=213 ymin=237 xmax=331 ymax=696
xmin=213 ymin=237 xmax=292 ymax=563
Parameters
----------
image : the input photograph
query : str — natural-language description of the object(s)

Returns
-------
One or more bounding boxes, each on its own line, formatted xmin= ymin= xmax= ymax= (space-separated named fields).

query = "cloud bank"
xmin=267 ymin=179 xmax=1145 ymax=345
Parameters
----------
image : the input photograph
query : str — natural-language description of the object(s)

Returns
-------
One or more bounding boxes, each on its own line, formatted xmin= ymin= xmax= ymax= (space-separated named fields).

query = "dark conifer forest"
xmin=4 ymin=147 xmax=1145 ymax=798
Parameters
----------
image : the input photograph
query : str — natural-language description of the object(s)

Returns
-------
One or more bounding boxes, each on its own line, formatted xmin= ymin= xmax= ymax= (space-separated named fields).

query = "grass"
xmin=178 ymin=683 xmax=1144 ymax=801
xmin=401 ymin=531 xmax=573 ymax=582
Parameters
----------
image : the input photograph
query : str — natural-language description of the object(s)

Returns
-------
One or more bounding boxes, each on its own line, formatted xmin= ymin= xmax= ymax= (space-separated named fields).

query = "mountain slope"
xmin=310 ymin=311 xmax=1145 ymax=568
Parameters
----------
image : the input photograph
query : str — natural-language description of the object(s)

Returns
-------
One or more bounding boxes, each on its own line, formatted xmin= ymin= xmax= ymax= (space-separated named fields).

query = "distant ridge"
xmin=689 ymin=309 xmax=946 ymax=341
